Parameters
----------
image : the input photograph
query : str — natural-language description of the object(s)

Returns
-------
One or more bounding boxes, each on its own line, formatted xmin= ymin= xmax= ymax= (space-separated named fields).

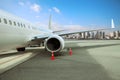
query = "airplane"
xmin=0 ymin=9 xmax=115 ymax=54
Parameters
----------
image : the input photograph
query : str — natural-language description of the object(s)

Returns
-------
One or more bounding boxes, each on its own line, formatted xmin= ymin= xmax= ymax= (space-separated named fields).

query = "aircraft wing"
xmin=28 ymin=19 xmax=115 ymax=46
xmin=54 ymin=19 xmax=115 ymax=36
xmin=27 ymin=33 xmax=53 ymax=47
xmin=27 ymin=19 xmax=115 ymax=53
xmin=54 ymin=27 xmax=114 ymax=36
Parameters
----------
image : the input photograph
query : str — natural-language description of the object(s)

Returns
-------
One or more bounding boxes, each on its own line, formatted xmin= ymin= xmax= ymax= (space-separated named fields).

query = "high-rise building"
xmin=92 ymin=32 xmax=94 ymax=39
xmin=103 ymin=32 xmax=105 ymax=39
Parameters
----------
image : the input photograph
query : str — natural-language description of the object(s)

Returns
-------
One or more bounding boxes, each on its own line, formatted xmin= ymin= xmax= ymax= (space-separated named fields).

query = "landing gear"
xmin=16 ymin=47 xmax=25 ymax=52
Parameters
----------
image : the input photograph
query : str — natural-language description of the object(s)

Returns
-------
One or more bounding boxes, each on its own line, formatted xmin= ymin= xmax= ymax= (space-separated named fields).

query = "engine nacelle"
xmin=44 ymin=35 xmax=64 ymax=52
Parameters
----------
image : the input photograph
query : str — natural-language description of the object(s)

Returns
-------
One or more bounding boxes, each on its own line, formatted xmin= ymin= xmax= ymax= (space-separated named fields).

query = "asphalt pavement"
xmin=0 ymin=40 xmax=120 ymax=80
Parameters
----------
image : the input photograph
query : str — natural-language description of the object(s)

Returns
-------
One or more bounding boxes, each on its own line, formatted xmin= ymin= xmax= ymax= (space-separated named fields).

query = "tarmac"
xmin=0 ymin=40 xmax=120 ymax=80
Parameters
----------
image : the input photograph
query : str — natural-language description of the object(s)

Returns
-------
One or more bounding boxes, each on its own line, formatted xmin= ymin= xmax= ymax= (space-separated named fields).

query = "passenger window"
xmin=31 ymin=26 xmax=33 ymax=29
xmin=3 ymin=18 xmax=7 ymax=24
xmin=0 ymin=18 xmax=1 ymax=23
xmin=23 ymin=24 xmax=25 ymax=28
xmin=28 ymin=25 xmax=30 ymax=29
xmin=14 ymin=21 xmax=16 ymax=26
xmin=32 ymin=27 xmax=35 ymax=30
xmin=17 ymin=22 xmax=20 ymax=27
xmin=21 ymin=23 xmax=23 ymax=27
xmin=9 ymin=20 xmax=12 ymax=25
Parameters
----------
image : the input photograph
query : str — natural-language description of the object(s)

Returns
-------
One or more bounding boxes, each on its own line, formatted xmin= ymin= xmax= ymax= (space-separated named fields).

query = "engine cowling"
xmin=44 ymin=35 xmax=64 ymax=52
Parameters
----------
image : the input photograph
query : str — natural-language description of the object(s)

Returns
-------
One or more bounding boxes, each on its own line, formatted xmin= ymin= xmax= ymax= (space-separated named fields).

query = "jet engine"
xmin=44 ymin=35 xmax=64 ymax=52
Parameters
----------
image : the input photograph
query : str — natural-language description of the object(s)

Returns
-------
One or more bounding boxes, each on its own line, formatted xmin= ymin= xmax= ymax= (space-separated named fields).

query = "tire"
xmin=17 ymin=47 xmax=25 ymax=52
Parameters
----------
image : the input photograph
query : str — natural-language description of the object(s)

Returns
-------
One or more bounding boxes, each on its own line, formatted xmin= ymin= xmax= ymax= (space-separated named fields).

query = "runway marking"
xmin=0 ymin=53 xmax=28 ymax=65
xmin=0 ymin=52 xmax=37 ymax=74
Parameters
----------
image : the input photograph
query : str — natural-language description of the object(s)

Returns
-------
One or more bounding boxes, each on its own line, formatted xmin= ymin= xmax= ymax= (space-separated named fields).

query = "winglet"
xmin=111 ymin=19 xmax=115 ymax=28
xmin=48 ymin=14 xmax=52 ymax=30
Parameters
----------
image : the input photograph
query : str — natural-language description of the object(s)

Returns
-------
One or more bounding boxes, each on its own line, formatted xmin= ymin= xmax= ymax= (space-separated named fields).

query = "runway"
xmin=0 ymin=40 xmax=120 ymax=80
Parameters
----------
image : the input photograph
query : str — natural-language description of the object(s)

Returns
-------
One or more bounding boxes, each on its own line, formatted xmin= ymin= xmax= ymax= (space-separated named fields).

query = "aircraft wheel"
xmin=17 ymin=47 xmax=25 ymax=52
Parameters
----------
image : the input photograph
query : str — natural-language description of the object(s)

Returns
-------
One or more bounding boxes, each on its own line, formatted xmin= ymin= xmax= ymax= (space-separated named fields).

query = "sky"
xmin=0 ymin=0 xmax=120 ymax=30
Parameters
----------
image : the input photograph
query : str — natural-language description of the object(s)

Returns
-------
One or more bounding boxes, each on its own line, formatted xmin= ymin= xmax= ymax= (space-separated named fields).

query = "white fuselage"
xmin=0 ymin=10 xmax=51 ymax=53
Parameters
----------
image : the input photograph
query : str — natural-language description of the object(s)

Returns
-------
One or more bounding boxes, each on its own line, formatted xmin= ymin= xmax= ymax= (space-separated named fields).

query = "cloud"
xmin=51 ymin=22 xmax=63 ymax=30
xmin=30 ymin=3 xmax=41 ymax=12
xmin=35 ymin=20 xmax=89 ymax=32
xmin=48 ymin=21 xmax=88 ymax=31
xmin=35 ymin=15 xmax=41 ymax=18
xmin=18 ymin=2 xmax=25 ymax=6
xmin=48 ymin=9 xmax=52 ymax=12
xmin=63 ymin=25 xmax=88 ymax=31
xmin=52 ymin=7 xmax=60 ymax=14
